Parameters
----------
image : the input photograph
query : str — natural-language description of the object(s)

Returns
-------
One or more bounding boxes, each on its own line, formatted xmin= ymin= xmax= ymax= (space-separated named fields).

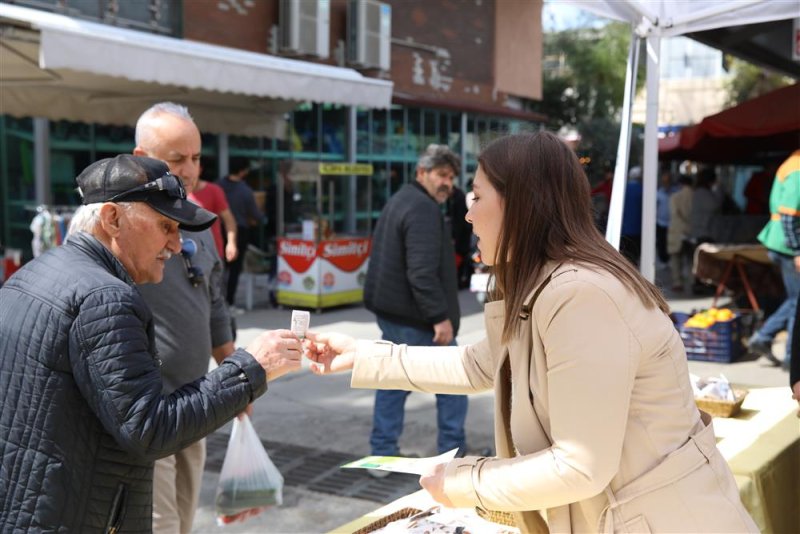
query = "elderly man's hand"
xmin=236 ymin=403 xmax=254 ymax=420
xmin=246 ymin=329 xmax=302 ymax=381
xmin=792 ymin=381 xmax=800 ymax=418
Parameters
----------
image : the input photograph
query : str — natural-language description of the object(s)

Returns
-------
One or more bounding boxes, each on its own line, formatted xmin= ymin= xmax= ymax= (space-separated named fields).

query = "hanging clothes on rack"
xmin=29 ymin=205 xmax=75 ymax=258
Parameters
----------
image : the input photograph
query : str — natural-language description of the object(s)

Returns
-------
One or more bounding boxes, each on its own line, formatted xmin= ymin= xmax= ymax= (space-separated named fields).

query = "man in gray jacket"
xmin=129 ymin=102 xmax=239 ymax=533
xmin=363 ymin=144 xmax=466 ymax=468
xmin=0 ymin=154 xmax=301 ymax=532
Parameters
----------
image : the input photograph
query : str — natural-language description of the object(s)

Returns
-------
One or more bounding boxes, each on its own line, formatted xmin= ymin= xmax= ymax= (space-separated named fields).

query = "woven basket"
xmin=475 ymin=507 xmax=518 ymax=528
xmin=695 ymin=389 xmax=748 ymax=418
xmin=353 ymin=507 xmax=422 ymax=534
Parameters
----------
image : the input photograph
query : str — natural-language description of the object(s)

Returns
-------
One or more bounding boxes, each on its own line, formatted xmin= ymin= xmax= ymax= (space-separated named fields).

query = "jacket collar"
xmin=68 ymin=232 xmax=136 ymax=287
xmin=409 ymin=181 xmax=438 ymax=204
xmin=520 ymin=261 xmax=579 ymax=316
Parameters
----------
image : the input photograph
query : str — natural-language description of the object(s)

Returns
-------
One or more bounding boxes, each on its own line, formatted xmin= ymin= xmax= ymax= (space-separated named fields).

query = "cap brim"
xmin=146 ymin=196 xmax=217 ymax=232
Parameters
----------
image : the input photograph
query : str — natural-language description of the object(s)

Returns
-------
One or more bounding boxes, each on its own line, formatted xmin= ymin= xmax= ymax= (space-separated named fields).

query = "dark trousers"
xmin=225 ymin=226 xmax=250 ymax=306
xmin=370 ymin=317 xmax=468 ymax=456
xmin=656 ymin=225 xmax=669 ymax=263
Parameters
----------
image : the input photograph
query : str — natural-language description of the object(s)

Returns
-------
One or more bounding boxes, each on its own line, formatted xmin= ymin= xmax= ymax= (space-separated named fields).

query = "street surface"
xmin=191 ymin=273 xmax=791 ymax=533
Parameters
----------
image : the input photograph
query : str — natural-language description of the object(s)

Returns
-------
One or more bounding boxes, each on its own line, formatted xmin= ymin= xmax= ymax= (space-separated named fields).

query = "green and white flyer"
xmin=341 ymin=448 xmax=459 ymax=475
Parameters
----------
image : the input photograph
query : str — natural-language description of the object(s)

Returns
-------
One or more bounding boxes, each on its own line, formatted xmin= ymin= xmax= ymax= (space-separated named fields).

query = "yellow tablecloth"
xmin=332 ymin=387 xmax=799 ymax=533
xmin=713 ymin=386 xmax=799 ymax=534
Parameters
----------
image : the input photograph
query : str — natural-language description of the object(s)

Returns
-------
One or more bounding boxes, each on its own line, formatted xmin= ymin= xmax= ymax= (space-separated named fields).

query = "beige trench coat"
xmin=351 ymin=263 xmax=757 ymax=533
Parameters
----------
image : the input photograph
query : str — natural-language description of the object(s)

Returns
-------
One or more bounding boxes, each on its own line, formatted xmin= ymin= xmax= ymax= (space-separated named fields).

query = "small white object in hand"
xmin=290 ymin=310 xmax=310 ymax=339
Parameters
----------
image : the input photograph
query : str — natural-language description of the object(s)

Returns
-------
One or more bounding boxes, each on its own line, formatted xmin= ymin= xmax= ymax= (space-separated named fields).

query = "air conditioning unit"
xmin=347 ymin=0 xmax=391 ymax=71
xmin=280 ymin=0 xmax=330 ymax=58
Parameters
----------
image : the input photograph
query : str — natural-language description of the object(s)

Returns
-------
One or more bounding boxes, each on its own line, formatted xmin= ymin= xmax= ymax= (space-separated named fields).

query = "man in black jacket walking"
xmin=0 ymin=155 xmax=302 ymax=532
xmin=364 ymin=144 xmax=466 ymax=467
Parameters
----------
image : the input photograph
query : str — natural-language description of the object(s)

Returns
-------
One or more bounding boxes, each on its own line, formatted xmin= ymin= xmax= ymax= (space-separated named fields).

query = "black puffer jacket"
xmin=364 ymin=182 xmax=460 ymax=333
xmin=0 ymin=233 xmax=266 ymax=532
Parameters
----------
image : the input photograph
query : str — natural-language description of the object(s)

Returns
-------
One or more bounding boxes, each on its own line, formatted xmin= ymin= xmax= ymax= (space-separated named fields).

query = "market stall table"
xmin=693 ymin=243 xmax=782 ymax=311
xmin=330 ymin=387 xmax=798 ymax=534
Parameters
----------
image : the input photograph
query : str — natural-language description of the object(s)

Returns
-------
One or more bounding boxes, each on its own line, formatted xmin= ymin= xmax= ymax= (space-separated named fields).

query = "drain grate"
xmin=205 ymin=432 xmax=421 ymax=503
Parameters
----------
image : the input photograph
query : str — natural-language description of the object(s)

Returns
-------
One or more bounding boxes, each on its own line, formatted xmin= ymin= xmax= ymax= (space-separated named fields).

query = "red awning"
xmin=660 ymin=83 xmax=800 ymax=163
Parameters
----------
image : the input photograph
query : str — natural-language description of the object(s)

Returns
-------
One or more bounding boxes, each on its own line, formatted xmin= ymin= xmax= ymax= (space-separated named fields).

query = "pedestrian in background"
xmin=190 ymin=164 xmax=238 ymax=263
xmin=689 ymin=167 xmax=723 ymax=246
xmin=305 ymin=131 xmax=757 ymax=534
xmin=619 ymin=166 xmax=642 ymax=265
xmin=747 ymin=149 xmax=800 ymax=370
xmin=590 ymin=165 xmax=614 ymax=233
xmin=362 ymin=143 xmax=467 ymax=471
xmin=219 ymin=157 xmax=262 ymax=308
xmin=667 ymin=174 xmax=694 ymax=292
xmin=0 ymin=154 xmax=301 ymax=532
xmin=791 ymin=292 xmax=800 ymax=416
xmin=446 ymin=183 xmax=473 ymax=289
xmin=132 ymin=102 xmax=241 ymax=533
xmin=656 ymin=169 xmax=677 ymax=267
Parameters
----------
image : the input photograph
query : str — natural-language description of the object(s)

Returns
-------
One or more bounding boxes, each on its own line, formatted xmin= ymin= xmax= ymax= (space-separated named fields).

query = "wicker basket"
xmin=352 ymin=507 xmax=422 ymax=534
xmin=695 ymin=389 xmax=748 ymax=418
xmin=475 ymin=507 xmax=518 ymax=528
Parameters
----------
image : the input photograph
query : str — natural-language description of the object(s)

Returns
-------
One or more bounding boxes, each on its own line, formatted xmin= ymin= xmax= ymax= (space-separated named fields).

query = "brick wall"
xmin=182 ymin=0 xmax=542 ymax=108
xmin=183 ymin=0 xmax=275 ymax=54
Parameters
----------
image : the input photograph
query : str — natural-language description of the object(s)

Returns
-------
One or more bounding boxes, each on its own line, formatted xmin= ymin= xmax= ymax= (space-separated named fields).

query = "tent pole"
xmin=640 ymin=35 xmax=661 ymax=282
xmin=606 ymin=29 xmax=640 ymax=251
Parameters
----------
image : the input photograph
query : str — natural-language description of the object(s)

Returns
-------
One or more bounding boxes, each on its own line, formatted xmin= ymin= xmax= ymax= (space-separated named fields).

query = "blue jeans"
xmin=370 ymin=317 xmax=468 ymax=456
xmin=752 ymin=251 xmax=800 ymax=365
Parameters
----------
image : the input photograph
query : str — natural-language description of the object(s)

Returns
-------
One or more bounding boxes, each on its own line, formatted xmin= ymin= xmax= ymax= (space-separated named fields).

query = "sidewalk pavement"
xmin=191 ymin=273 xmax=792 ymax=533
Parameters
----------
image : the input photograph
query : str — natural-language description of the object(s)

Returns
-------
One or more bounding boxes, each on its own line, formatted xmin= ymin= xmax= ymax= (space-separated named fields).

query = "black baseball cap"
xmin=76 ymin=154 xmax=216 ymax=232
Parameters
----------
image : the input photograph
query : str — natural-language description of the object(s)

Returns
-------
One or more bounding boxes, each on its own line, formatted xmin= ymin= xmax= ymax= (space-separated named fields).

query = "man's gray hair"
xmin=67 ymin=203 xmax=103 ymax=239
xmin=135 ymin=102 xmax=194 ymax=147
xmin=66 ymin=202 xmax=132 ymax=241
xmin=417 ymin=144 xmax=461 ymax=176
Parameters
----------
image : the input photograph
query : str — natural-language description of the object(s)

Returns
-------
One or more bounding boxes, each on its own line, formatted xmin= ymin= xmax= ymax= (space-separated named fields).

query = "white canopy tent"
xmin=0 ymin=3 xmax=393 ymax=138
xmin=566 ymin=0 xmax=799 ymax=282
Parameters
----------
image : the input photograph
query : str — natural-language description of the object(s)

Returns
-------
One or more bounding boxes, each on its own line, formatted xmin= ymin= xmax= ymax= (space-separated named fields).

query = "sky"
xmin=543 ymin=1 xmax=609 ymax=32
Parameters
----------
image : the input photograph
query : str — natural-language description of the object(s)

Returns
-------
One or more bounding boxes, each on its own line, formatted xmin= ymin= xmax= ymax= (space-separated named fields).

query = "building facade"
xmin=0 ymin=0 xmax=544 ymax=258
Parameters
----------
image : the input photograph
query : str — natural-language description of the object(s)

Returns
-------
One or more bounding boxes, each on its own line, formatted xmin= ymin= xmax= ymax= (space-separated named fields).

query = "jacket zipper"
xmin=105 ymin=482 xmax=128 ymax=534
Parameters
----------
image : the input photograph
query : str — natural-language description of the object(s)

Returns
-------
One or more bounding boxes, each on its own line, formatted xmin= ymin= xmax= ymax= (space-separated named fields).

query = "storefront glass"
xmin=0 ymin=105 xmax=541 ymax=260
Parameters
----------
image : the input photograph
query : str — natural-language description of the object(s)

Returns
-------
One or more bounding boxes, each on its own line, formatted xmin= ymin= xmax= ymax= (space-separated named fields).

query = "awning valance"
xmin=659 ymin=83 xmax=800 ymax=163
xmin=0 ymin=3 xmax=393 ymax=137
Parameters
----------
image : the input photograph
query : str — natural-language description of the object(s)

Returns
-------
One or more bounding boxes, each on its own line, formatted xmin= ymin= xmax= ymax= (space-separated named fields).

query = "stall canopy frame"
xmin=565 ymin=0 xmax=799 ymax=282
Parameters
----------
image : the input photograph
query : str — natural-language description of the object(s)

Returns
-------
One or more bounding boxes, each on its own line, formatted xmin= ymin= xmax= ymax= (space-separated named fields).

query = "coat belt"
xmin=598 ymin=411 xmax=716 ymax=534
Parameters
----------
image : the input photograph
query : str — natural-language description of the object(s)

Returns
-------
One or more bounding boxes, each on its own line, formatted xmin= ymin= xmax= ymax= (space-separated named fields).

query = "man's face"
xmin=416 ymin=165 xmax=455 ymax=204
xmin=113 ymin=203 xmax=181 ymax=284
xmin=135 ymin=114 xmax=202 ymax=194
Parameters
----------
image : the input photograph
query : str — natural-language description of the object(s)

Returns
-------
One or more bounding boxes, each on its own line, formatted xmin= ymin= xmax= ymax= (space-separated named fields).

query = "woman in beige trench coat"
xmin=305 ymin=132 xmax=757 ymax=534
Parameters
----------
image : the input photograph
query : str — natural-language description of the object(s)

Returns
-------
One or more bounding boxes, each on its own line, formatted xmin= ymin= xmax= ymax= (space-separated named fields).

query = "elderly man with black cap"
xmin=0 ymin=154 xmax=302 ymax=533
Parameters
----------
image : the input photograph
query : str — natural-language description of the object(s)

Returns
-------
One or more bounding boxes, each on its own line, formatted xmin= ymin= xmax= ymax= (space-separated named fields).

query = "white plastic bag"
xmin=215 ymin=415 xmax=284 ymax=526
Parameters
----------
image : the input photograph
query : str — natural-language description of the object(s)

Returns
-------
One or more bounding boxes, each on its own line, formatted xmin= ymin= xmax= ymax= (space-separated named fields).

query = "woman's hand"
xmin=303 ymin=331 xmax=357 ymax=375
xmin=419 ymin=462 xmax=454 ymax=508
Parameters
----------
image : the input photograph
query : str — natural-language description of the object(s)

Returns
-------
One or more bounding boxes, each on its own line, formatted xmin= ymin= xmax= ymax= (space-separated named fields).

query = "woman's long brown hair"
xmin=478 ymin=131 xmax=669 ymax=343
